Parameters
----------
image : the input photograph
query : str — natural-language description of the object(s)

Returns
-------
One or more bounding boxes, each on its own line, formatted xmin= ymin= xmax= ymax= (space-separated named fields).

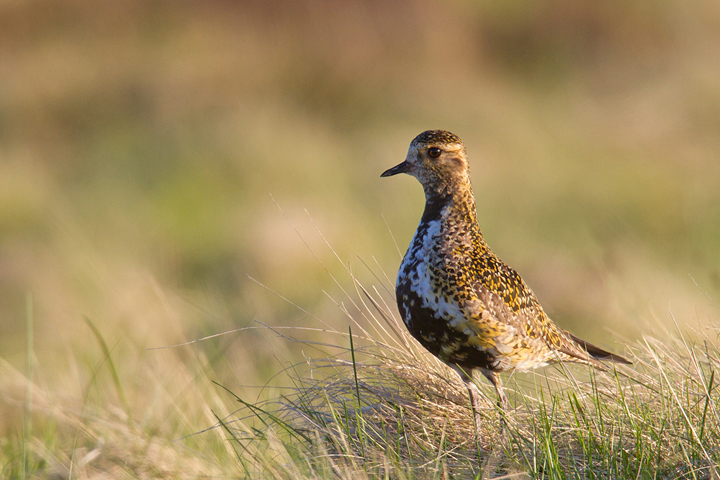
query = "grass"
xmin=22 ymin=293 xmax=33 ymax=480
xmin=1 ymin=217 xmax=719 ymax=478
xmin=210 ymin=263 xmax=720 ymax=479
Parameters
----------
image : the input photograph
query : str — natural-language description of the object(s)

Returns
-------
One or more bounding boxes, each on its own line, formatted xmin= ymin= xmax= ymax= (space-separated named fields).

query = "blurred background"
xmin=1 ymin=0 xmax=719 ymax=447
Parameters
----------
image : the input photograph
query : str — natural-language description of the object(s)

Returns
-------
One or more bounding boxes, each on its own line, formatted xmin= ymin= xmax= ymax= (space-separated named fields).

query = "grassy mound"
xmin=213 ymin=272 xmax=719 ymax=479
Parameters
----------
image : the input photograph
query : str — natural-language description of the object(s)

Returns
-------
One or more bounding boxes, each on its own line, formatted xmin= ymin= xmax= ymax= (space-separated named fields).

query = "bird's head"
xmin=381 ymin=130 xmax=470 ymax=195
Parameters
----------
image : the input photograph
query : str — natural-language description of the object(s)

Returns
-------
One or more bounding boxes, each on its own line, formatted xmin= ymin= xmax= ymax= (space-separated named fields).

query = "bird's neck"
xmin=421 ymin=180 xmax=478 ymax=225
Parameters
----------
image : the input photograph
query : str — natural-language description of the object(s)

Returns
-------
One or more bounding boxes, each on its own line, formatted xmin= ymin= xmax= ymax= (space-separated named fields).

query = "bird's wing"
xmin=466 ymin=257 xmax=608 ymax=367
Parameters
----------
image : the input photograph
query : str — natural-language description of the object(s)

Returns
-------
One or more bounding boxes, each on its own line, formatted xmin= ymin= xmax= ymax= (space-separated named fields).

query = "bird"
xmin=381 ymin=130 xmax=630 ymax=421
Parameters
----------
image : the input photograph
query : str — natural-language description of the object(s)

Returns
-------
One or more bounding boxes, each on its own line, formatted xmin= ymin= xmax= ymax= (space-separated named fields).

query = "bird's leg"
xmin=481 ymin=369 xmax=509 ymax=433
xmin=465 ymin=377 xmax=486 ymax=422
xmin=453 ymin=366 xmax=485 ymax=439
xmin=481 ymin=369 xmax=508 ymax=410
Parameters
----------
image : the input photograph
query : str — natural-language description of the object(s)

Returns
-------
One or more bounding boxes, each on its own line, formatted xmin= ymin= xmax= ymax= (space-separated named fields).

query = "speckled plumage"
xmin=382 ymin=130 xmax=630 ymax=411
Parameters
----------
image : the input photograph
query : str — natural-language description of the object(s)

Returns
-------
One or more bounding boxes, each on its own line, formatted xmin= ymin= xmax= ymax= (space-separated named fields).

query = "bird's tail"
xmin=568 ymin=333 xmax=632 ymax=365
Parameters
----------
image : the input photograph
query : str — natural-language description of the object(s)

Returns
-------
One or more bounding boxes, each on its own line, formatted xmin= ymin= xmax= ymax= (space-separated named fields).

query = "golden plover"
xmin=382 ymin=130 xmax=630 ymax=417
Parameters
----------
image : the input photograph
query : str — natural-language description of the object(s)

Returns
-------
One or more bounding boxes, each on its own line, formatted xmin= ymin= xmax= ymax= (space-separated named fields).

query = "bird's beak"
xmin=381 ymin=160 xmax=411 ymax=177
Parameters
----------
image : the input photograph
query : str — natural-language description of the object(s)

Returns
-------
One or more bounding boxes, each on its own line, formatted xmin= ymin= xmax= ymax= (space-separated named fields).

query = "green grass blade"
xmin=22 ymin=292 xmax=34 ymax=480
xmin=83 ymin=315 xmax=132 ymax=424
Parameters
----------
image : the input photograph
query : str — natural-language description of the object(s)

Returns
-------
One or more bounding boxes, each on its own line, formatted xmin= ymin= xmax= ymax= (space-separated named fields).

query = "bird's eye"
xmin=427 ymin=147 xmax=442 ymax=158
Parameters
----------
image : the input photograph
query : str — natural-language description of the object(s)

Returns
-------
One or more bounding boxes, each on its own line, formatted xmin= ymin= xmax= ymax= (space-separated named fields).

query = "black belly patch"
xmin=396 ymin=282 xmax=497 ymax=371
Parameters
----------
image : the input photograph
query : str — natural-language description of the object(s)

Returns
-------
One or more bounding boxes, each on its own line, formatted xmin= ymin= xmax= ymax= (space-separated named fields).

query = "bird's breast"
xmin=396 ymin=218 xmax=481 ymax=331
